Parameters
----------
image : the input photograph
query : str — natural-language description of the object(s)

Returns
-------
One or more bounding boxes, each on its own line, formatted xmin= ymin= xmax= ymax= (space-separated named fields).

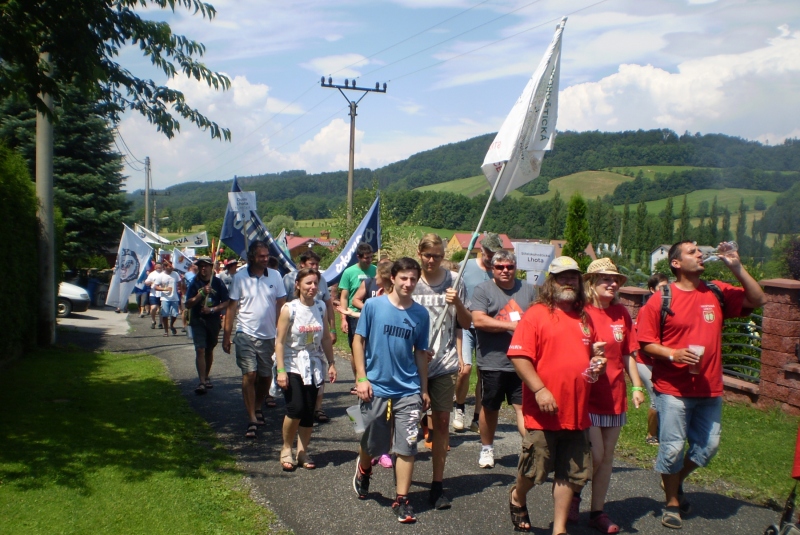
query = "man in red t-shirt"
xmin=637 ymin=240 xmax=764 ymax=529
xmin=505 ymin=256 xmax=607 ymax=534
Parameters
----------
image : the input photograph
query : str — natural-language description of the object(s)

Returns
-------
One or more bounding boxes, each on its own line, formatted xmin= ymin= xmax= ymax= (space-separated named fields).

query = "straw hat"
xmin=586 ymin=258 xmax=628 ymax=285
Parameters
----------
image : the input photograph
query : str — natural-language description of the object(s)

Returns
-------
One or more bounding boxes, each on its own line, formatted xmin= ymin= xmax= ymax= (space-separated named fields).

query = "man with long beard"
xmin=505 ymin=256 xmax=608 ymax=534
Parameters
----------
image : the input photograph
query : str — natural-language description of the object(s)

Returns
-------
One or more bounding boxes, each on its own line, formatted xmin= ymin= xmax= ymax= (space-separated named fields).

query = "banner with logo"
xmin=172 ymin=248 xmax=194 ymax=274
xmin=106 ymin=224 xmax=153 ymax=308
xmin=171 ymin=231 xmax=208 ymax=248
xmin=220 ymin=177 xmax=296 ymax=275
xmin=321 ymin=195 xmax=380 ymax=287
xmin=134 ymin=223 xmax=170 ymax=245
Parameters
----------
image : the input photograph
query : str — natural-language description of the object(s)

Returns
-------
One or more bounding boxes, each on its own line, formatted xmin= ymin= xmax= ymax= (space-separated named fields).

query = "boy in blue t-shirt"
xmin=352 ymin=257 xmax=431 ymax=524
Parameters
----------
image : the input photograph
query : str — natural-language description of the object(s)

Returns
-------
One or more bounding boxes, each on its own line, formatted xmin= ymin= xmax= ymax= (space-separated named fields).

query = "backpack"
xmin=659 ymin=281 xmax=725 ymax=343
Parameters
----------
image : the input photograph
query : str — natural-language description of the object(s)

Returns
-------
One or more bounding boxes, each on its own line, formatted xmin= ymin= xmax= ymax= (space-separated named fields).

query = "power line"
xmin=113 ymin=138 xmax=144 ymax=172
xmin=114 ymin=129 xmax=145 ymax=165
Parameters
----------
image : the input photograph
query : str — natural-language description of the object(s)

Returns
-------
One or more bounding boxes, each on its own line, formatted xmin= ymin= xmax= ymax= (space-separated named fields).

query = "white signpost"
xmin=514 ymin=242 xmax=555 ymax=286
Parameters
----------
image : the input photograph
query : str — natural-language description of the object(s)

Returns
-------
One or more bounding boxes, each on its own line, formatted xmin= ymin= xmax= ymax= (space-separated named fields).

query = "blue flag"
xmin=220 ymin=177 xmax=296 ymax=275
xmin=322 ymin=195 xmax=381 ymax=286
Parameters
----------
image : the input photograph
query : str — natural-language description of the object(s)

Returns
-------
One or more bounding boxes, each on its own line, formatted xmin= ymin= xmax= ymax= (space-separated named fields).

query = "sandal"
xmin=194 ymin=383 xmax=207 ymax=395
xmin=645 ymin=435 xmax=660 ymax=445
xmin=163 ymin=332 xmax=170 ymax=337
xmin=349 ymin=386 xmax=358 ymax=395
xmin=314 ymin=409 xmax=329 ymax=423
xmin=245 ymin=423 xmax=258 ymax=439
xmin=509 ymin=485 xmax=531 ymax=531
xmin=297 ymin=452 xmax=316 ymax=470
xmin=204 ymin=380 xmax=213 ymax=389
xmin=661 ymin=507 xmax=682 ymax=529
xmin=264 ymin=397 xmax=277 ymax=408
xmin=254 ymin=410 xmax=265 ymax=426
xmin=588 ymin=512 xmax=620 ymax=534
xmin=280 ymin=449 xmax=296 ymax=471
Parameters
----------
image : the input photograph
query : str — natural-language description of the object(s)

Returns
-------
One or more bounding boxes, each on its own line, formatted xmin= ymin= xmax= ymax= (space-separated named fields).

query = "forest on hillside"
xmin=128 ymin=129 xmax=800 ymax=238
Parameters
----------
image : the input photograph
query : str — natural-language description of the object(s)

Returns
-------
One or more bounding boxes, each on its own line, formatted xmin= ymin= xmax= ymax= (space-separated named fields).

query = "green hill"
xmin=608 ymin=165 xmax=706 ymax=180
xmin=414 ymin=174 xmax=522 ymax=198
xmin=530 ymin=171 xmax=634 ymax=201
xmin=613 ymin=188 xmax=780 ymax=214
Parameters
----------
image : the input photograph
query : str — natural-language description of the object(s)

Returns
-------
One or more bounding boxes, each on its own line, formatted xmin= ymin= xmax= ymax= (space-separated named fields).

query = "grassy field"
xmin=295 ymin=221 xmax=472 ymax=241
xmin=618 ymin=386 xmax=799 ymax=507
xmin=614 ymin=188 xmax=780 ymax=215
xmin=531 ymin=170 xmax=636 ymax=201
xmin=608 ymin=165 xmax=706 ymax=179
xmin=0 ymin=348 xmax=277 ymax=535
xmin=413 ymin=174 xmax=524 ymax=198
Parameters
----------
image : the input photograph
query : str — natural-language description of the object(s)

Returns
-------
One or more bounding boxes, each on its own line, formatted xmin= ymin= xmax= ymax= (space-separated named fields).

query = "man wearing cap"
xmin=470 ymin=250 xmax=536 ymax=469
xmin=506 ymin=256 xmax=607 ymax=533
xmin=218 ymin=259 xmax=238 ymax=292
xmin=457 ymin=232 xmax=503 ymax=432
xmin=185 ymin=257 xmax=230 ymax=395
xmin=636 ymin=241 xmax=764 ymax=529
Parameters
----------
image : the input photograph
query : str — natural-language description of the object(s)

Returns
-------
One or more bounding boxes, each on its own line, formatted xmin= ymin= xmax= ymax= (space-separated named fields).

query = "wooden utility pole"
xmin=321 ymin=78 xmax=386 ymax=224
xmin=140 ymin=156 xmax=169 ymax=231
xmin=36 ymin=52 xmax=55 ymax=345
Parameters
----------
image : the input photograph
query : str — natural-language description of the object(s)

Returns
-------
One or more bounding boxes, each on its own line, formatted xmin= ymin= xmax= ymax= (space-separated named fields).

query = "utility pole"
xmin=321 ymin=77 xmax=386 ymax=224
xmin=139 ymin=156 xmax=169 ymax=231
xmin=36 ymin=51 xmax=55 ymax=346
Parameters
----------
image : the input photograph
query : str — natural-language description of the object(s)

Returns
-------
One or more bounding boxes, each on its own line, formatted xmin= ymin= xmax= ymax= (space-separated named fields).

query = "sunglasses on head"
xmin=493 ymin=264 xmax=515 ymax=271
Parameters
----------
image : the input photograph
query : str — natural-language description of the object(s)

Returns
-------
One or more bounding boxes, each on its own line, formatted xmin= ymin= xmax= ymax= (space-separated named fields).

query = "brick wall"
xmin=759 ymin=279 xmax=800 ymax=415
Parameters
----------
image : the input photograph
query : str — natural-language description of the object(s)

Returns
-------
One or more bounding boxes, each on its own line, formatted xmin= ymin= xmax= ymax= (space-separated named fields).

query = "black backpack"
xmin=659 ymin=281 xmax=725 ymax=342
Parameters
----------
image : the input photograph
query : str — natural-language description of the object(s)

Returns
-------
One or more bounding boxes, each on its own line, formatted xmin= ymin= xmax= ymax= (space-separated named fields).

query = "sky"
xmin=115 ymin=0 xmax=800 ymax=192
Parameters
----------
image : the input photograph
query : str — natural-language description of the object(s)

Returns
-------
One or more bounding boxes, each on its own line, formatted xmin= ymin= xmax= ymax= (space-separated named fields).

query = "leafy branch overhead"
xmin=0 ymin=0 xmax=230 ymax=140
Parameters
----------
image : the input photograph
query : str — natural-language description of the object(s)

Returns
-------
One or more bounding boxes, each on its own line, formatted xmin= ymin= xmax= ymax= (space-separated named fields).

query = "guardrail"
xmin=722 ymin=313 xmax=762 ymax=384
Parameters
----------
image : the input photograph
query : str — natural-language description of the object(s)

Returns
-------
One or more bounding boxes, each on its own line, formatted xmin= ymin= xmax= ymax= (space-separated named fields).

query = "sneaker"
xmin=588 ymin=512 xmax=620 ymax=534
xmin=469 ymin=419 xmax=480 ymax=433
xmin=430 ymin=491 xmax=451 ymax=510
xmin=453 ymin=407 xmax=465 ymax=431
xmin=353 ymin=460 xmax=371 ymax=499
xmin=568 ymin=495 xmax=581 ymax=523
xmin=392 ymin=497 xmax=417 ymax=523
xmin=378 ymin=454 xmax=393 ymax=469
xmin=478 ymin=447 xmax=494 ymax=468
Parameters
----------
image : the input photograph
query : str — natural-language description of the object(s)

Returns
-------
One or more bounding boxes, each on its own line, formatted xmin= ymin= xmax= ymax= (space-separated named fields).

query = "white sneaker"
xmin=478 ymin=447 xmax=494 ymax=469
xmin=453 ymin=407 xmax=465 ymax=431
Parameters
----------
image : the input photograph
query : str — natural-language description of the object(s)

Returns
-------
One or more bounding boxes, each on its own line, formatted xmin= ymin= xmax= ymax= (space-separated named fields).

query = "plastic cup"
xmin=688 ymin=345 xmax=705 ymax=374
xmin=346 ymin=405 xmax=365 ymax=434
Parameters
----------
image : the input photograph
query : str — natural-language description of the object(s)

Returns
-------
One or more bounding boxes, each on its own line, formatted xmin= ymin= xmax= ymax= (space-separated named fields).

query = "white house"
xmin=650 ymin=243 xmax=716 ymax=273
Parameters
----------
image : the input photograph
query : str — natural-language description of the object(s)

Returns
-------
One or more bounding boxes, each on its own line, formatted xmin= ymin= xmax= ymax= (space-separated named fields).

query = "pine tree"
xmin=635 ymin=200 xmax=648 ymax=251
xmin=677 ymin=195 xmax=691 ymax=241
xmin=735 ymin=198 xmax=747 ymax=251
xmin=562 ymin=193 xmax=591 ymax=269
xmin=546 ymin=190 xmax=565 ymax=240
xmin=621 ymin=201 xmax=632 ymax=252
xmin=721 ymin=207 xmax=732 ymax=241
xmin=661 ymin=196 xmax=674 ymax=244
xmin=709 ymin=196 xmax=719 ymax=244
xmin=0 ymin=86 xmax=129 ymax=265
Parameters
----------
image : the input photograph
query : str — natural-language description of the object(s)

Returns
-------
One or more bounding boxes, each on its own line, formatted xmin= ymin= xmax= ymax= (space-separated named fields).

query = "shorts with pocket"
xmin=360 ymin=394 xmax=422 ymax=458
xmin=190 ymin=315 xmax=221 ymax=350
xmin=160 ymin=300 xmax=179 ymax=318
xmin=480 ymin=369 xmax=523 ymax=410
xmin=234 ymin=332 xmax=275 ymax=377
xmin=518 ymin=429 xmax=592 ymax=487
xmin=428 ymin=373 xmax=457 ymax=413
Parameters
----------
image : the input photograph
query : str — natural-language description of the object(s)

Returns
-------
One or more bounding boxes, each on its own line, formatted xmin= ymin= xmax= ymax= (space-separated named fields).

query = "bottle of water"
xmin=703 ymin=241 xmax=738 ymax=263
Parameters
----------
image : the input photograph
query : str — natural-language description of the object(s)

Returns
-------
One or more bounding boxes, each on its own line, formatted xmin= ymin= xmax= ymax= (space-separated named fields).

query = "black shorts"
xmin=283 ymin=372 xmax=319 ymax=428
xmin=346 ymin=315 xmax=359 ymax=349
xmin=480 ymin=369 xmax=523 ymax=411
xmin=190 ymin=315 xmax=221 ymax=350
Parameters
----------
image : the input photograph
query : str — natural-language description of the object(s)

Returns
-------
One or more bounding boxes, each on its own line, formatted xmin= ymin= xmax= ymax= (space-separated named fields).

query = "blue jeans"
xmin=655 ymin=392 xmax=722 ymax=474
xmin=462 ymin=328 xmax=476 ymax=366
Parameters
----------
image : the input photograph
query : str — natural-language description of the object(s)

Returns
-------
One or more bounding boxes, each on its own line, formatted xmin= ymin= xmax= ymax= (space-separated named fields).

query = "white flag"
xmin=134 ymin=223 xmax=170 ymax=245
xmin=482 ymin=17 xmax=566 ymax=201
xmin=171 ymin=231 xmax=208 ymax=248
xmin=172 ymin=248 xmax=194 ymax=274
xmin=106 ymin=225 xmax=153 ymax=309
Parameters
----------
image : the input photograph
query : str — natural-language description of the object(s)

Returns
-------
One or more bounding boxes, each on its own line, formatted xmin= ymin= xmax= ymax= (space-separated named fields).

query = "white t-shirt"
xmin=157 ymin=271 xmax=181 ymax=303
xmin=145 ymin=270 xmax=162 ymax=298
xmin=229 ymin=267 xmax=287 ymax=339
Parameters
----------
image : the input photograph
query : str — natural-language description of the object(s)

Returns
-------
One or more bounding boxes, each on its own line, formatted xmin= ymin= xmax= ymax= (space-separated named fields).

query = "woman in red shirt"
xmin=580 ymin=259 xmax=646 ymax=534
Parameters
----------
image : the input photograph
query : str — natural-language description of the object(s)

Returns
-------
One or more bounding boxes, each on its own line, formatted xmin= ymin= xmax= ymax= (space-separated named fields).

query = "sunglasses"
xmin=493 ymin=264 xmax=516 ymax=271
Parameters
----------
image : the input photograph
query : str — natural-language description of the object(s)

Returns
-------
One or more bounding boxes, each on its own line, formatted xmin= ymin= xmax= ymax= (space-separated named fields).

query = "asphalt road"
xmin=58 ymin=307 xmax=780 ymax=535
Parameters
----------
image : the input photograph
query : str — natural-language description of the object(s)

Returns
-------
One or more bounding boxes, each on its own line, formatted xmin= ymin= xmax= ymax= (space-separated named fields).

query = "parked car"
xmin=58 ymin=282 xmax=91 ymax=318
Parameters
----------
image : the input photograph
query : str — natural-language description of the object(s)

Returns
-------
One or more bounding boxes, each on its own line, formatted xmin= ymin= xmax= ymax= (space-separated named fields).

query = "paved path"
xmin=58 ymin=307 xmax=780 ymax=535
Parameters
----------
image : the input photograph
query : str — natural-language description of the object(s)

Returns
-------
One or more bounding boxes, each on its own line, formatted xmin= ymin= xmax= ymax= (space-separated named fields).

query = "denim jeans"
xmin=655 ymin=392 xmax=722 ymax=474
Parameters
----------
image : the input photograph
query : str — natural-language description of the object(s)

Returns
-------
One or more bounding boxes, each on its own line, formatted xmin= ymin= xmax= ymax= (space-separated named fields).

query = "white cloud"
xmin=559 ymin=26 xmax=800 ymax=141
xmin=301 ymin=54 xmax=370 ymax=78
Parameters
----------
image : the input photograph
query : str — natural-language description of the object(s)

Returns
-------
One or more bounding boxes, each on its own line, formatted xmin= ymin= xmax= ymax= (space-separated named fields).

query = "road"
xmin=58 ymin=307 xmax=780 ymax=535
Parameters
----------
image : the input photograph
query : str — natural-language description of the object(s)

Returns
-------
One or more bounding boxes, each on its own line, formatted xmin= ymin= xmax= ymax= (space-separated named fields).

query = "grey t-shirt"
xmin=411 ymin=270 xmax=466 ymax=378
xmin=461 ymin=258 xmax=492 ymax=304
xmin=471 ymin=279 xmax=537 ymax=372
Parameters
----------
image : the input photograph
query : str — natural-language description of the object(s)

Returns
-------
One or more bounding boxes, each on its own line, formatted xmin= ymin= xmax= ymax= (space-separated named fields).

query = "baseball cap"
xmin=194 ymin=256 xmax=213 ymax=266
xmin=223 ymin=258 xmax=238 ymax=267
xmin=548 ymin=256 xmax=581 ymax=275
xmin=586 ymin=258 xmax=628 ymax=285
xmin=480 ymin=232 xmax=504 ymax=253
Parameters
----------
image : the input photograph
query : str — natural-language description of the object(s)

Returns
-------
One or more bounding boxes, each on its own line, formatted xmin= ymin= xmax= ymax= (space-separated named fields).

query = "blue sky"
xmin=116 ymin=0 xmax=800 ymax=190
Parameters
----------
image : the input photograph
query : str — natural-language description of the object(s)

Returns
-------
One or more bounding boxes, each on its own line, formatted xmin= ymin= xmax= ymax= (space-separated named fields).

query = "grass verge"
xmin=0 ymin=348 xmax=278 ymax=534
xmin=618 ymin=387 xmax=799 ymax=508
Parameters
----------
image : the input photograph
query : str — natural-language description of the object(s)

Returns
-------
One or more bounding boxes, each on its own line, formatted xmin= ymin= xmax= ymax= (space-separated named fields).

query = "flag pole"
xmin=434 ymin=161 xmax=508 ymax=332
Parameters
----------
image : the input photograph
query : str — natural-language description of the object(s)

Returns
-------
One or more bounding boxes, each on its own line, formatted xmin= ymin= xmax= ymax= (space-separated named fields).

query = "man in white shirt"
xmin=144 ymin=262 xmax=162 ymax=329
xmin=153 ymin=260 xmax=181 ymax=336
xmin=223 ymin=241 xmax=287 ymax=438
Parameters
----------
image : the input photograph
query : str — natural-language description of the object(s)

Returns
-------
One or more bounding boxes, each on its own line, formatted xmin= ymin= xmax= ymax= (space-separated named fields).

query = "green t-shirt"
xmin=339 ymin=263 xmax=377 ymax=312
